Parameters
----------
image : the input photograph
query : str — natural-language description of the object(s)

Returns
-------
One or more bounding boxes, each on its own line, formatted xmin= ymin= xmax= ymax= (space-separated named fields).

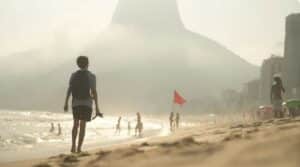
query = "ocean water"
xmin=0 ymin=110 xmax=165 ymax=162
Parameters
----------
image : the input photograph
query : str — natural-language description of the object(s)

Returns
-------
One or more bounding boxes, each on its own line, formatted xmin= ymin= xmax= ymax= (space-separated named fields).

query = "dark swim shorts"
xmin=72 ymin=106 xmax=92 ymax=122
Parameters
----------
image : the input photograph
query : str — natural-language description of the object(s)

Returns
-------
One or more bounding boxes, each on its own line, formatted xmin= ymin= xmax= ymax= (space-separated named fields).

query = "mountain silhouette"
xmin=0 ymin=0 xmax=258 ymax=113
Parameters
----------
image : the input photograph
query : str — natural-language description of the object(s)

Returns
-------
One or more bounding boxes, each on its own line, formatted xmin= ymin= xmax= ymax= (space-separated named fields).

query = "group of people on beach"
xmin=63 ymin=56 xmax=153 ymax=153
xmin=62 ymin=55 xmax=185 ymax=153
xmin=115 ymin=112 xmax=143 ymax=137
xmin=62 ymin=54 xmax=291 ymax=153
xmin=169 ymin=112 xmax=180 ymax=131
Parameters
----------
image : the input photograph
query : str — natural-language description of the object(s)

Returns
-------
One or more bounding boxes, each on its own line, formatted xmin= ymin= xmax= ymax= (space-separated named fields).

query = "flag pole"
xmin=171 ymin=95 xmax=175 ymax=113
xmin=172 ymin=90 xmax=176 ymax=113
xmin=180 ymin=104 xmax=183 ymax=113
xmin=171 ymin=92 xmax=175 ymax=132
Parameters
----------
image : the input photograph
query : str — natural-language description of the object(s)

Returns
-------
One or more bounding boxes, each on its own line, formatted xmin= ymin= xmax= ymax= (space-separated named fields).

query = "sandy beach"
xmin=2 ymin=116 xmax=300 ymax=167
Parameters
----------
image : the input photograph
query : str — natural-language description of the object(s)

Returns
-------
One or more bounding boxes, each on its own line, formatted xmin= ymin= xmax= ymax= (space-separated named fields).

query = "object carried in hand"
xmin=92 ymin=112 xmax=104 ymax=120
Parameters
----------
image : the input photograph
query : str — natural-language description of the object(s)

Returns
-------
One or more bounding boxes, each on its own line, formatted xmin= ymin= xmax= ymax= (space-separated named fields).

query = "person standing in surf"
xmin=49 ymin=122 xmax=55 ymax=132
xmin=175 ymin=113 xmax=180 ymax=129
xmin=64 ymin=55 xmax=102 ymax=153
xmin=115 ymin=116 xmax=122 ymax=135
xmin=169 ymin=112 xmax=174 ymax=131
xmin=271 ymin=76 xmax=285 ymax=118
xmin=128 ymin=121 xmax=131 ymax=136
xmin=57 ymin=123 xmax=62 ymax=136
xmin=135 ymin=112 xmax=143 ymax=137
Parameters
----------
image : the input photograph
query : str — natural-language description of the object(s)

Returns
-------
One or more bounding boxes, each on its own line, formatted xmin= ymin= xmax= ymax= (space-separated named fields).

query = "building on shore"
xmin=283 ymin=13 xmax=300 ymax=99
xmin=233 ymin=79 xmax=260 ymax=111
xmin=259 ymin=55 xmax=284 ymax=104
xmin=243 ymin=79 xmax=260 ymax=104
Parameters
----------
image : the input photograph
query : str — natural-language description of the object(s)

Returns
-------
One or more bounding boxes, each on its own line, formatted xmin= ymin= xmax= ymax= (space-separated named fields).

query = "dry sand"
xmin=3 ymin=117 xmax=300 ymax=167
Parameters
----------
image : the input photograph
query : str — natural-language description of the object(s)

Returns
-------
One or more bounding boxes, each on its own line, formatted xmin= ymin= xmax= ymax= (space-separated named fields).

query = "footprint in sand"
xmin=159 ymin=137 xmax=200 ymax=148
xmin=213 ymin=130 xmax=226 ymax=135
xmin=87 ymin=150 xmax=112 ymax=166
xmin=264 ymin=119 xmax=275 ymax=124
xmin=33 ymin=162 xmax=52 ymax=167
xmin=62 ymin=155 xmax=79 ymax=163
xmin=76 ymin=152 xmax=90 ymax=157
xmin=94 ymin=150 xmax=112 ymax=161
xmin=223 ymin=133 xmax=242 ymax=142
xmin=140 ymin=142 xmax=150 ymax=147
xmin=252 ymin=122 xmax=263 ymax=127
xmin=277 ymin=124 xmax=299 ymax=130
xmin=245 ymin=128 xmax=259 ymax=134
xmin=274 ymin=118 xmax=293 ymax=125
xmin=230 ymin=124 xmax=244 ymax=129
xmin=122 ymin=148 xmax=145 ymax=157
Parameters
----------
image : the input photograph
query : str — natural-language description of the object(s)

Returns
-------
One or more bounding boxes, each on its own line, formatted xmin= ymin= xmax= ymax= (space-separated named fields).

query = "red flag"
xmin=173 ymin=90 xmax=186 ymax=106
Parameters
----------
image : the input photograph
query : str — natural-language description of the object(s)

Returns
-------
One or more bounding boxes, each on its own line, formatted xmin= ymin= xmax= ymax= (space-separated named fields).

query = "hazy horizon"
xmin=1 ymin=0 xmax=300 ymax=65
xmin=0 ymin=0 xmax=260 ymax=113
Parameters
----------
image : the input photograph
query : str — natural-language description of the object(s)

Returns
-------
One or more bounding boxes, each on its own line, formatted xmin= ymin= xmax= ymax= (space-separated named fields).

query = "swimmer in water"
xmin=57 ymin=123 xmax=62 ymax=136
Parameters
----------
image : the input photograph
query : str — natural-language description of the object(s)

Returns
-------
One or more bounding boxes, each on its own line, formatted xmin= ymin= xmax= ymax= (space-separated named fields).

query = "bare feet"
xmin=77 ymin=147 xmax=82 ymax=153
xmin=71 ymin=145 xmax=76 ymax=153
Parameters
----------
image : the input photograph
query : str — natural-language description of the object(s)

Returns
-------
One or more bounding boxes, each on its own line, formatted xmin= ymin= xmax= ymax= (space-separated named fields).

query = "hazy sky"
xmin=0 ymin=0 xmax=299 ymax=65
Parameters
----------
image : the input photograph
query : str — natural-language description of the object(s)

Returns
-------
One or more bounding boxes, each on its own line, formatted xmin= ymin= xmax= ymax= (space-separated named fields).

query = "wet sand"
xmin=3 ymin=117 xmax=300 ymax=167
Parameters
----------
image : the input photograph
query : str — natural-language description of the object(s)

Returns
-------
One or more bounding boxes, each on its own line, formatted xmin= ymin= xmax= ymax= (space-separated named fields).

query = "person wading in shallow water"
xmin=57 ymin=123 xmax=62 ymax=136
xmin=175 ymin=113 xmax=180 ymax=129
xmin=271 ymin=76 xmax=285 ymax=118
xmin=135 ymin=112 xmax=143 ymax=137
xmin=49 ymin=122 xmax=55 ymax=132
xmin=169 ymin=112 xmax=174 ymax=131
xmin=128 ymin=121 xmax=131 ymax=136
xmin=64 ymin=55 xmax=103 ymax=153
xmin=115 ymin=116 xmax=122 ymax=135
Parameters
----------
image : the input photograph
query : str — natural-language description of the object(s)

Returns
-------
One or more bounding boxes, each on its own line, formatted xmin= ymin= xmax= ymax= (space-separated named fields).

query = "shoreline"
xmin=0 ymin=127 xmax=167 ymax=163
xmin=0 ymin=110 xmax=170 ymax=163
xmin=3 ymin=117 xmax=300 ymax=167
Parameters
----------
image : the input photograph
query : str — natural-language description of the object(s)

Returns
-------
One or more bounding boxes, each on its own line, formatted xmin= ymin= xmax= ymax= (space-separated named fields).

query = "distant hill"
xmin=0 ymin=0 xmax=258 ymax=113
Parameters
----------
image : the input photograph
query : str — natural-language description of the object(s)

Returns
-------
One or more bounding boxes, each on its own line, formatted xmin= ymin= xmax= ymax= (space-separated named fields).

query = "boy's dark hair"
xmin=77 ymin=56 xmax=89 ymax=69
